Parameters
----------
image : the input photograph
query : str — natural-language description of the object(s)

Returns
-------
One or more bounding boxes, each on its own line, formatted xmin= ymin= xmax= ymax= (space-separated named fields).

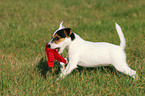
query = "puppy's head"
xmin=48 ymin=22 xmax=75 ymax=53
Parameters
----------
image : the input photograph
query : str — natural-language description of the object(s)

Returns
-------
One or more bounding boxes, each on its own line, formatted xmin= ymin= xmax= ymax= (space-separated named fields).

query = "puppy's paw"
xmin=60 ymin=73 xmax=65 ymax=79
xmin=56 ymin=73 xmax=65 ymax=80
xmin=133 ymin=74 xmax=140 ymax=80
xmin=57 ymin=77 xmax=60 ymax=80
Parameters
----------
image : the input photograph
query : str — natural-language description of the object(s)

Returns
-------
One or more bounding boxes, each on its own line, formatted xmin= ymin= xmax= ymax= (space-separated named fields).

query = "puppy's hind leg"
xmin=112 ymin=59 xmax=138 ymax=79
xmin=111 ymin=50 xmax=139 ymax=79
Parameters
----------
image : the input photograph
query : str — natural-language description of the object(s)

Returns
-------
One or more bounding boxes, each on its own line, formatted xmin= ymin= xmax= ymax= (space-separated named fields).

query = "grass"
xmin=0 ymin=0 xmax=145 ymax=95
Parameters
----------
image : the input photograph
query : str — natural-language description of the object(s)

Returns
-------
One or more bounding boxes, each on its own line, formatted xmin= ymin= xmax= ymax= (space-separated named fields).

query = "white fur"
xmin=115 ymin=22 xmax=126 ymax=49
xmin=49 ymin=22 xmax=138 ymax=79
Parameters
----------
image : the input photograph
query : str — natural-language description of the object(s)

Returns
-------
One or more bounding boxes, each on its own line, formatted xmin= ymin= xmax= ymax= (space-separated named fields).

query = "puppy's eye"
xmin=53 ymin=37 xmax=60 ymax=41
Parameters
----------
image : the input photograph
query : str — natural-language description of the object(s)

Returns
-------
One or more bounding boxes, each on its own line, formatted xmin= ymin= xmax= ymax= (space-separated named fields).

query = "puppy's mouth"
xmin=55 ymin=47 xmax=60 ymax=52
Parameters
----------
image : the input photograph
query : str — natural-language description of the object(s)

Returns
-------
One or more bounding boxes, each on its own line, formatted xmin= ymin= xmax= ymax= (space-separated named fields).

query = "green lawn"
xmin=1 ymin=0 xmax=145 ymax=95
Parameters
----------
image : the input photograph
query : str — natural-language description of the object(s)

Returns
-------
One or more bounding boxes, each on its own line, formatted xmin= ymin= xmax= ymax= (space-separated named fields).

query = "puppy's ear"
xmin=63 ymin=28 xmax=75 ymax=40
xmin=63 ymin=28 xmax=72 ymax=37
xmin=59 ymin=21 xmax=65 ymax=29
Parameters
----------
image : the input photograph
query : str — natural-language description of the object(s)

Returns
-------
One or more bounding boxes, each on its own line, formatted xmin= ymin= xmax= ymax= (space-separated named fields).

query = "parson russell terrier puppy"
xmin=47 ymin=21 xmax=139 ymax=79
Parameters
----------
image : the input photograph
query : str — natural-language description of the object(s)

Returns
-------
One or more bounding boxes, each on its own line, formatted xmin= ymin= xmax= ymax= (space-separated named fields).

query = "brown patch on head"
xmin=53 ymin=34 xmax=60 ymax=38
xmin=56 ymin=38 xmax=65 ymax=44
xmin=52 ymin=28 xmax=75 ymax=44
xmin=53 ymin=33 xmax=65 ymax=44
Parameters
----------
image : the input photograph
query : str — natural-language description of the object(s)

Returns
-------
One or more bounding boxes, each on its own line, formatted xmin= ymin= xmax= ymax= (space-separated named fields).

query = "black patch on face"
xmin=56 ymin=29 xmax=66 ymax=38
xmin=53 ymin=37 xmax=60 ymax=41
xmin=54 ymin=28 xmax=75 ymax=41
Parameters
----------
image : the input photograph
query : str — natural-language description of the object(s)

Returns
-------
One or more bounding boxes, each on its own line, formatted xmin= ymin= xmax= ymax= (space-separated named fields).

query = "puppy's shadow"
xmin=76 ymin=65 xmax=119 ymax=75
xmin=37 ymin=57 xmax=60 ymax=79
xmin=36 ymin=57 xmax=124 ymax=79
xmin=75 ymin=65 xmax=127 ymax=78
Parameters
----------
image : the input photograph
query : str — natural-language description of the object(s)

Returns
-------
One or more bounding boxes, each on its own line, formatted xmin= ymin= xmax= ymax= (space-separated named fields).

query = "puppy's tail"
xmin=115 ymin=22 xmax=126 ymax=50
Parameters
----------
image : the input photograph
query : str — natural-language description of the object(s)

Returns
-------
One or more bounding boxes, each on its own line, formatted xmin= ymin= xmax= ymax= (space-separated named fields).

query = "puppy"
xmin=48 ymin=21 xmax=138 ymax=79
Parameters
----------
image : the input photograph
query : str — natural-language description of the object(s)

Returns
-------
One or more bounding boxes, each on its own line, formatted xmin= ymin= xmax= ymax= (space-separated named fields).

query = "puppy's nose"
xmin=47 ymin=44 xmax=51 ymax=48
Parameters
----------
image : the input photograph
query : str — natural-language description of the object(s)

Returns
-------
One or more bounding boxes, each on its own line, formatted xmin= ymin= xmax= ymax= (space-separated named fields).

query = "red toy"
xmin=45 ymin=44 xmax=67 ymax=67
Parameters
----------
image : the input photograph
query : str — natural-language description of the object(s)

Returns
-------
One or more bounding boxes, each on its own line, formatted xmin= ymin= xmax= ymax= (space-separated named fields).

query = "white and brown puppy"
xmin=48 ymin=21 xmax=138 ymax=79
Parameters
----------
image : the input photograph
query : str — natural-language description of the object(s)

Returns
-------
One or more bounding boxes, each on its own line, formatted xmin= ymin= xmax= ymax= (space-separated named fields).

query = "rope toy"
xmin=45 ymin=44 xmax=67 ymax=67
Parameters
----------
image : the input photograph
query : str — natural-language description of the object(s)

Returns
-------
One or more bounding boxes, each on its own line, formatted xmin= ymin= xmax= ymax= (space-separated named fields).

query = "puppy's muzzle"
xmin=47 ymin=44 xmax=60 ymax=52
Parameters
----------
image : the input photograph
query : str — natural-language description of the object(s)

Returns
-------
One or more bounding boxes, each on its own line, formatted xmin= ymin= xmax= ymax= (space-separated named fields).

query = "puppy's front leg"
xmin=60 ymin=58 xmax=78 ymax=78
xmin=60 ymin=58 xmax=67 ymax=72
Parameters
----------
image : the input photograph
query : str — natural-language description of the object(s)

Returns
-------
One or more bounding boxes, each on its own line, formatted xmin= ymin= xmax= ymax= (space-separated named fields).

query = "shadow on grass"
xmin=36 ymin=57 xmax=125 ymax=79
xmin=76 ymin=65 xmax=126 ymax=78
xmin=36 ymin=57 xmax=61 ymax=79
xmin=76 ymin=65 xmax=115 ymax=74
